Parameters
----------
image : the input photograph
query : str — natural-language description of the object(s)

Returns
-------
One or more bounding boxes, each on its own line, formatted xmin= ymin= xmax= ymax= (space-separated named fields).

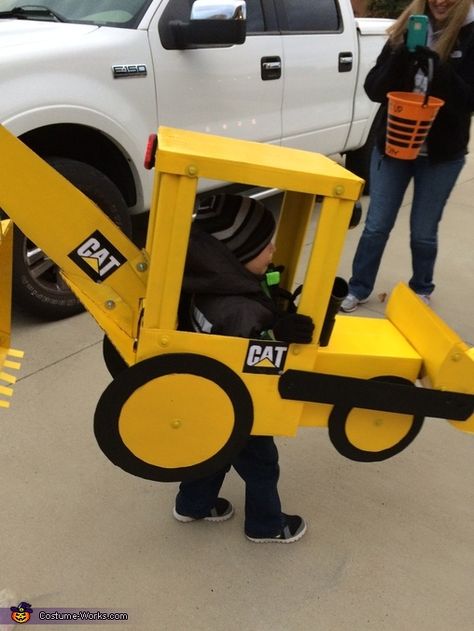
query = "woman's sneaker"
xmin=417 ymin=293 xmax=431 ymax=306
xmin=246 ymin=514 xmax=307 ymax=544
xmin=173 ymin=497 xmax=234 ymax=523
xmin=340 ymin=293 xmax=368 ymax=313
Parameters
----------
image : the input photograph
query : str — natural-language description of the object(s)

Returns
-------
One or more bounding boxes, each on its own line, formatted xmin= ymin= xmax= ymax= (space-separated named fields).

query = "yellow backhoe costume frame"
xmin=0 ymin=219 xmax=23 ymax=408
xmin=0 ymin=125 xmax=472 ymax=481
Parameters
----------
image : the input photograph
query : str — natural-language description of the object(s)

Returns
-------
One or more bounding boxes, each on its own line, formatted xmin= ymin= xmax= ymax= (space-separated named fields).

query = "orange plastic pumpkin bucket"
xmin=386 ymin=91 xmax=445 ymax=160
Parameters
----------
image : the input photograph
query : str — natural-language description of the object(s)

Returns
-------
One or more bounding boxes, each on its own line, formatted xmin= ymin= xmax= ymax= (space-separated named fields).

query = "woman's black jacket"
xmin=365 ymin=21 xmax=474 ymax=162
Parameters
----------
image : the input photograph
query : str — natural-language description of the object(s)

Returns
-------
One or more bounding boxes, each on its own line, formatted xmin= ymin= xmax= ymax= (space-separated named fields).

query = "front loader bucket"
xmin=387 ymin=283 xmax=474 ymax=433
xmin=0 ymin=219 xmax=23 ymax=408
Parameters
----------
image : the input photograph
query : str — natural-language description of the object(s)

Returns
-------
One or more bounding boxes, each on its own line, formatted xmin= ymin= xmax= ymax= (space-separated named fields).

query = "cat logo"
xmin=69 ymin=231 xmax=126 ymax=282
xmin=243 ymin=341 xmax=288 ymax=374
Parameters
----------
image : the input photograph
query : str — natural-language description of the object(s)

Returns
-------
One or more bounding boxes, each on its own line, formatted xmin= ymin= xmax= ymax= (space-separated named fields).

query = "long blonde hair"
xmin=387 ymin=0 xmax=473 ymax=61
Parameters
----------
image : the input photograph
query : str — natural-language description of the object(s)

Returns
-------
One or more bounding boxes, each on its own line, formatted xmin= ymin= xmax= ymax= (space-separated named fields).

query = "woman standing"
xmin=342 ymin=0 xmax=474 ymax=312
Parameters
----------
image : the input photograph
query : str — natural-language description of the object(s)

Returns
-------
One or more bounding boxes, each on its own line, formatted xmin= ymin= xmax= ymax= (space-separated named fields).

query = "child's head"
xmin=195 ymin=194 xmax=276 ymax=274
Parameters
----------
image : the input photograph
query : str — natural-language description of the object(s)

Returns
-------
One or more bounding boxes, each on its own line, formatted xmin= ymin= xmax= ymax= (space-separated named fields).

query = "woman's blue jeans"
xmin=348 ymin=147 xmax=465 ymax=299
xmin=175 ymin=436 xmax=282 ymax=537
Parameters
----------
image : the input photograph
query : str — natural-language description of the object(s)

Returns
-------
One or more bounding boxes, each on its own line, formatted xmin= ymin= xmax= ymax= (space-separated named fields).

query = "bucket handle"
xmin=414 ymin=46 xmax=437 ymax=107
xmin=422 ymin=56 xmax=434 ymax=106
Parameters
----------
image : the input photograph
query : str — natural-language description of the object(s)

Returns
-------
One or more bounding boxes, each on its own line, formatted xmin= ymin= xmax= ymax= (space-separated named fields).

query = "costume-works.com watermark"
xmin=2 ymin=603 xmax=129 ymax=625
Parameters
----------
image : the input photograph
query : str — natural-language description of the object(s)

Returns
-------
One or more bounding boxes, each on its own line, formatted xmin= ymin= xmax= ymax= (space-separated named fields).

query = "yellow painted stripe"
xmin=8 ymin=348 xmax=24 ymax=358
xmin=3 ymin=360 xmax=21 ymax=370
xmin=0 ymin=371 xmax=16 ymax=384
xmin=0 ymin=385 xmax=13 ymax=396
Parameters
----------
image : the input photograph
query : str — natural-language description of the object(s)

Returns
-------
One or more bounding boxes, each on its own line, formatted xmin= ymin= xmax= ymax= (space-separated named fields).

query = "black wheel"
xmin=94 ymin=353 xmax=254 ymax=482
xmin=12 ymin=157 xmax=132 ymax=320
xmin=102 ymin=335 xmax=129 ymax=378
xmin=328 ymin=376 xmax=425 ymax=462
xmin=344 ymin=109 xmax=383 ymax=195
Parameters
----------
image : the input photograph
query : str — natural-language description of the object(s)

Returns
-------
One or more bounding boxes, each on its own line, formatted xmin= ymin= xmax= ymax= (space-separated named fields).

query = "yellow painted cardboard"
xmin=0 ymin=219 xmax=23 ymax=407
xmin=0 ymin=125 xmax=472 ymax=479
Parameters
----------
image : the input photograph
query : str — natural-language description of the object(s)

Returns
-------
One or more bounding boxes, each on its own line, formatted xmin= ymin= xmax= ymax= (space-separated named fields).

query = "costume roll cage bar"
xmin=0 ymin=219 xmax=23 ymax=408
xmin=0 ymin=125 xmax=473 ymax=482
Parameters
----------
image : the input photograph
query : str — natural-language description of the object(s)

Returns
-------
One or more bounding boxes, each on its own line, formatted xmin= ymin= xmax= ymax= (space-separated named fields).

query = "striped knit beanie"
xmin=194 ymin=194 xmax=275 ymax=264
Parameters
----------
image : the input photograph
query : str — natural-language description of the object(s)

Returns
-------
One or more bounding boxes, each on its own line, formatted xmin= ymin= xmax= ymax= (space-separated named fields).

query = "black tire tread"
xmin=12 ymin=157 xmax=131 ymax=320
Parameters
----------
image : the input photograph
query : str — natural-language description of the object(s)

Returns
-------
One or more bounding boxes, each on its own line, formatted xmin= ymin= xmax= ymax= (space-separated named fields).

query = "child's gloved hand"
xmin=273 ymin=313 xmax=314 ymax=344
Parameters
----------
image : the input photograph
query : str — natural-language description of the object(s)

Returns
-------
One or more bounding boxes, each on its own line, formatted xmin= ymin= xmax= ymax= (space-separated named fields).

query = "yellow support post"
xmin=0 ymin=219 xmax=23 ymax=408
xmin=141 ymin=172 xmax=197 ymax=336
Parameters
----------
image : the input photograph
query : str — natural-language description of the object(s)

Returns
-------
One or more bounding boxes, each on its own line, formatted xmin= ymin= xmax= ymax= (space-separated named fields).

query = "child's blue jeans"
xmin=348 ymin=147 xmax=465 ymax=299
xmin=175 ymin=435 xmax=282 ymax=537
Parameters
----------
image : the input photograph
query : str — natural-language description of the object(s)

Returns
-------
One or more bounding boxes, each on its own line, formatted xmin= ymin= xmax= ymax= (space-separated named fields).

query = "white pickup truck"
xmin=0 ymin=0 xmax=391 ymax=319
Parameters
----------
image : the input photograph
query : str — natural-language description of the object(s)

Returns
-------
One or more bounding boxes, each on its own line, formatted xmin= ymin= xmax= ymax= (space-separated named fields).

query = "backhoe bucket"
xmin=0 ymin=219 xmax=23 ymax=408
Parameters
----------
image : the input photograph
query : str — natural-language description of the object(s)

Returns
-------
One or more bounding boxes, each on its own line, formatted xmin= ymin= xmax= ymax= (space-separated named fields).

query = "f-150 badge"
xmin=112 ymin=64 xmax=147 ymax=78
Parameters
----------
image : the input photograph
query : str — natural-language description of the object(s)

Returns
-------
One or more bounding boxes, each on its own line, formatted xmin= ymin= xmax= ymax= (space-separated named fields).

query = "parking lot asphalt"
xmin=1 ymin=147 xmax=473 ymax=631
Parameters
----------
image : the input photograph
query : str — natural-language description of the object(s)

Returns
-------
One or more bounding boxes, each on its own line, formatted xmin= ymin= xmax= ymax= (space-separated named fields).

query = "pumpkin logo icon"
xmin=10 ymin=602 xmax=33 ymax=624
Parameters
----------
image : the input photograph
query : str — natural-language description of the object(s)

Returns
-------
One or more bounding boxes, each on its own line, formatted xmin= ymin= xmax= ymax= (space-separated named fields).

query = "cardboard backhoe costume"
xmin=0 ymin=125 xmax=473 ymax=482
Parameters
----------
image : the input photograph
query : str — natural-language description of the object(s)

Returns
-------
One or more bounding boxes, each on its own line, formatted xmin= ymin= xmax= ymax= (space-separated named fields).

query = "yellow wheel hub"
xmin=345 ymin=407 xmax=415 ymax=452
xmin=119 ymin=374 xmax=234 ymax=468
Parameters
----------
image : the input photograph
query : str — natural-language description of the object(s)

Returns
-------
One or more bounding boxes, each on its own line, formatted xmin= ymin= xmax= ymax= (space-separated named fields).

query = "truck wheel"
xmin=94 ymin=353 xmax=254 ymax=482
xmin=12 ymin=157 xmax=132 ymax=320
xmin=328 ymin=376 xmax=424 ymax=462
xmin=344 ymin=110 xmax=382 ymax=195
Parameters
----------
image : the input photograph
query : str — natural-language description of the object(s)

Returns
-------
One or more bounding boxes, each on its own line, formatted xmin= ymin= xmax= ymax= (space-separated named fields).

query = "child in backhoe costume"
xmin=173 ymin=194 xmax=314 ymax=543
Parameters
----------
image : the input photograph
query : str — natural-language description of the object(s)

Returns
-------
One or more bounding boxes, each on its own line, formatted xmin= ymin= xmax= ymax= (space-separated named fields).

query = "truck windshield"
xmin=0 ymin=1 xmax=153 ymax=27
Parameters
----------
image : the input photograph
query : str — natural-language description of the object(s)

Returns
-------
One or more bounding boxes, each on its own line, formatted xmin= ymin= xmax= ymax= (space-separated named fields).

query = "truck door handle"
xmin=261 ymin=56 xmax=281 ymax=81
xmin=338 ymin=52 xmax=353 ymax=72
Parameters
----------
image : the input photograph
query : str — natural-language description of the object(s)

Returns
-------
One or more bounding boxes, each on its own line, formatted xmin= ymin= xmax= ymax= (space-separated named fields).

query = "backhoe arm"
xmin=0 ymin=126 xmax=148 ymax=364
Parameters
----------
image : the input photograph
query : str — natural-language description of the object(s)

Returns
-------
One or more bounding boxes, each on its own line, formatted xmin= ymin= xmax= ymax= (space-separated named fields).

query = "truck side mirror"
xmin=171 ymin=0 xmax=247 ymax=49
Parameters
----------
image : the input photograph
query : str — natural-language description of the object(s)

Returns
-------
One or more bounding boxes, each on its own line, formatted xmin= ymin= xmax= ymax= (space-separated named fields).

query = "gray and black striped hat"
xmin=194 ymin=194 xmax=275 ymax=264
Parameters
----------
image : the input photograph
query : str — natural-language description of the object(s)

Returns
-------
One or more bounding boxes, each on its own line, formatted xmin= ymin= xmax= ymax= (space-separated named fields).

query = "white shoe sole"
xmin=416 ymin=294 xmax=431 ymax=306
xmin=173 ymin=506 xmax=234 ymax=523
xmin=340 ymin=297 xmax=369 ymax=313
xmin=246 ymin=522 xmax=307 ymax=544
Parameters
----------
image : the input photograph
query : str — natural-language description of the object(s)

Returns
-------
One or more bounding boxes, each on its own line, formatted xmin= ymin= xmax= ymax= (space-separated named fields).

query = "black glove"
xmin=415 ymin=45 xmax=440 ymax=63
xmin=414 ymin=45 xmax=440 ymax=77
xmin=273 ymin=313 xmax=314 ymax=344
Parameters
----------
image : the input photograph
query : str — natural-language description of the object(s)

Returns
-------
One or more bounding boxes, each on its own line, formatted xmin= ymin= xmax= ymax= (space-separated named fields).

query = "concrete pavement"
xmin=1 ymin=148 xmax=473 ymax=631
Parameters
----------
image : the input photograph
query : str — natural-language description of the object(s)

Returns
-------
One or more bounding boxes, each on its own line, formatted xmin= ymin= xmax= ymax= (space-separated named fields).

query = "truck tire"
xmin=12 ymin=157 xmax=132 ymax=320
xmin=344 ymin=110 xmax=382 ymax=195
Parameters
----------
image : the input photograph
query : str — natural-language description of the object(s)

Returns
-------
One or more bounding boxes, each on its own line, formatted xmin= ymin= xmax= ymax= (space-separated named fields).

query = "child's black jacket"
xmin=181 ymin=225 xmax=277 ymax=338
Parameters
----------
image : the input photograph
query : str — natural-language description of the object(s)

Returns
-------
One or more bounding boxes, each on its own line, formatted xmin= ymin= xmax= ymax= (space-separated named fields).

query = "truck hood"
xmin=0 ymin=20 xmax=98 ymax=49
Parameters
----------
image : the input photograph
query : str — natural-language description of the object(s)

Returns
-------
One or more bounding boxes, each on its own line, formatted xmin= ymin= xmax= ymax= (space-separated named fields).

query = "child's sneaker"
xmin=173 ymin=497 xmax=234 ymax=523
xmin=246 ymin=514 xmax=307 ymax=543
